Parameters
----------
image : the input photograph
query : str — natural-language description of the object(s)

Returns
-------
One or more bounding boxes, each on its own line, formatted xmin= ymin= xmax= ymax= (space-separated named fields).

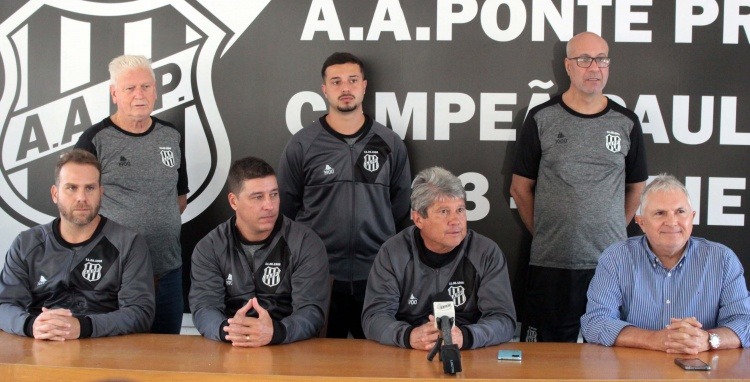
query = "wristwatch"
xmin=708 ymin=332 xmax=721 ymax=349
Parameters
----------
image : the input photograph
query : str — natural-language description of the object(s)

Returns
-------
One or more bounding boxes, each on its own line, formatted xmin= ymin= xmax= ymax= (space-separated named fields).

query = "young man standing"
xmin=278 ymin=52 xmax=411 ymax=338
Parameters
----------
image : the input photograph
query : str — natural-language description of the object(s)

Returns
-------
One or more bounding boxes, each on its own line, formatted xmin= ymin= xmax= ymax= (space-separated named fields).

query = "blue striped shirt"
xmin=581 ymin=236 xmax=750 ymax=347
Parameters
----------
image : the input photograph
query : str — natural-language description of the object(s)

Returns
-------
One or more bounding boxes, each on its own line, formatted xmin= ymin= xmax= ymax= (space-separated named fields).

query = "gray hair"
xmin=411 ymin=167 xmax=465 ymax=217
xmin=109 ymin=55 xmax=155 ymax=86
xmin=640 ymin=173 xmax=691 ymax=210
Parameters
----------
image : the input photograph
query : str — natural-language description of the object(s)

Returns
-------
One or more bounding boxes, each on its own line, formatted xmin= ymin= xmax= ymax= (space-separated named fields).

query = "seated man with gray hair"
xmin=362 ymin=167 xmax=516 ymax=350
xmin=581 ymin=173 xmax=750 ymax=353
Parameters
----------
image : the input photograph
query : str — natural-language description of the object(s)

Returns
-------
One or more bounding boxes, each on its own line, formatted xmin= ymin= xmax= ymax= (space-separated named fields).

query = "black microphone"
xmin=427 ymin=293 xmax=462 ymax=374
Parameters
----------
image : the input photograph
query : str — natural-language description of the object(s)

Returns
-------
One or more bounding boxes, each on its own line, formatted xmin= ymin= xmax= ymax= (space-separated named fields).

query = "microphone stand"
xmin=426 ymin=316 xmax=462 ymax=374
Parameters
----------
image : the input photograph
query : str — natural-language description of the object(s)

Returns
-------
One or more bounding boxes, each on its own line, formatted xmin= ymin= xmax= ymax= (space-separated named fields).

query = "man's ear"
xmin=228 ymin=192 xmax=238 ymax=211
xmin=411 ymin=210 xmax=423 ymax=229
xmin=51 ymin=185 xmax=58 ymax=204
xmin=634 ymin=215 xmax=646 ymax=235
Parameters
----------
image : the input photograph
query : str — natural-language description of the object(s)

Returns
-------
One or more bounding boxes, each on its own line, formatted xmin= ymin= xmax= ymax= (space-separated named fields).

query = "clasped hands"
xmin=660 ymin=317 xmax=711 ymax=354
xmin=32 ymin=307 xmax=81 ymax=341
xmin=224 ymin=297 xmax=274 ymax=347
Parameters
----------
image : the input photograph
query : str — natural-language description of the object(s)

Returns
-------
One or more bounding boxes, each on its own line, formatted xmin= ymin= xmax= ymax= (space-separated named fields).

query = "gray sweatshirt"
xmin=189 ymin=216 xmax=329 ymax=344
xmin=0 ymin=217 xmax=155 ymax=337
xmin=362 ymin=226 xmax=516 ymax=349
xmin=278 ymin=115 xmax=411 ymax=284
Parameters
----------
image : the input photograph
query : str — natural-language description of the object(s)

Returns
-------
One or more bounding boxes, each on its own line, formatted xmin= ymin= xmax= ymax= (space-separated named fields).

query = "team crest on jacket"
xmin=160 ymin=147 xmax=175 ymax=168
xmin=447 ymin=283 xmax=466 ymax=307
xmin=605 ymin=131 xmax=621 ymax=153
xmin=82 ymin=262 xmax=102 ymax=282
xmin=363 ymin=151 xmax=380 ymax=172
xmin=355 ymin=138 xmax=390 ymax=183
xmin=262 ymin=265 xmax=281 ymax=287
xmin=0 ymin=0 xmax=271 ymax=228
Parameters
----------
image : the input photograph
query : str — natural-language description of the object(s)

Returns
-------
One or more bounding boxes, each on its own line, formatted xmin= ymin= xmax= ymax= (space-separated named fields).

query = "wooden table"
xmin=0 ymin=332 xmax=747 ymax=381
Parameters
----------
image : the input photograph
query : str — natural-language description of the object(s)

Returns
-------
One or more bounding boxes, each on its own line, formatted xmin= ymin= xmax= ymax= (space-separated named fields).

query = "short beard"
xmin=59 ymin=204 xmax=100 ymax=226
xmin=336 ymin=104 xmax=358 ymax=113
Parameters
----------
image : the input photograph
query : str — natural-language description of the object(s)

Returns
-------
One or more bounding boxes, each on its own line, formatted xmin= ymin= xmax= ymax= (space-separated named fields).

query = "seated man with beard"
xmin=0 ymin=149 xmax=155 ymax=340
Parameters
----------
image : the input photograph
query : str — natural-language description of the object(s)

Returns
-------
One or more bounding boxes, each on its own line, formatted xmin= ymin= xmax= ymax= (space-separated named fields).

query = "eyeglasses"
xmin=567 ymin=56 xmax=610 ymax=68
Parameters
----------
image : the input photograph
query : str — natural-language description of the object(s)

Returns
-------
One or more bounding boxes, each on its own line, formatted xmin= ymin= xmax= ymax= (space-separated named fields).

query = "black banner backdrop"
xmin=1 ymin=1 xmax=748 ymax=313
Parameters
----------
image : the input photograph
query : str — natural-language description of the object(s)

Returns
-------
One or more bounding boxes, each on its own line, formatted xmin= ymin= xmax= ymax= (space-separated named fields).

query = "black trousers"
xmin=520 ymin=265 xmax=595 ymax=342
xmin=326 ymin=280 xmax=367 ymax=339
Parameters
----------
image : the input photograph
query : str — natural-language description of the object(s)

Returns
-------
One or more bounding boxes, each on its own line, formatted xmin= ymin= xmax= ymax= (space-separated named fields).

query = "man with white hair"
xmin=75 ymin=55 xmax=188 ymax=334
xmin=581 ymin=174 xmax=750 ymax=353
xmin=362 ymin=167 xmax=516 ymax=350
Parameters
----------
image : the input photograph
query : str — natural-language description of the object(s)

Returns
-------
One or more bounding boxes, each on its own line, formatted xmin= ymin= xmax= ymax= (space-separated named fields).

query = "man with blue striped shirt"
xmin=581 ymin=174 xmax=750 ymax=353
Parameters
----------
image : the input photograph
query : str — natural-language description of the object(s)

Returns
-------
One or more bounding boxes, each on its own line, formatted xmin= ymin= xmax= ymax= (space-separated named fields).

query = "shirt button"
xmin=667 ymin=272 xmax=671 ymax=277
xmin=666 ymin=300 xmax=671 ymax=304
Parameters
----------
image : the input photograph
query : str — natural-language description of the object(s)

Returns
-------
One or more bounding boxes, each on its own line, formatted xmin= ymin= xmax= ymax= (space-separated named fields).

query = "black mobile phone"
xmin=674 ymin=358 xmax=711 ymax=371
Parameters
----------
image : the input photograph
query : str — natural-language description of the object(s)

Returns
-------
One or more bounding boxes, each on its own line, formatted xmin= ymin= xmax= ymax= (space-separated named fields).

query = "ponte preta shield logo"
xmin=0 ymin=0 xmax=270 ymax=228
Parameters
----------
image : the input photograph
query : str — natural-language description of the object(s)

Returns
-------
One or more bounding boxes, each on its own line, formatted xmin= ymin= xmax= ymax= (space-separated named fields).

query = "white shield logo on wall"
xmin=0 ymin=0 xmax=271 ymax=229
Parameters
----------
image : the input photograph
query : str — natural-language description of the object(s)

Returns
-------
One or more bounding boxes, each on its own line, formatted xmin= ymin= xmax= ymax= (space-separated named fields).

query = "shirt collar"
xmin=640 ymin=235 xmax=692 ymax=270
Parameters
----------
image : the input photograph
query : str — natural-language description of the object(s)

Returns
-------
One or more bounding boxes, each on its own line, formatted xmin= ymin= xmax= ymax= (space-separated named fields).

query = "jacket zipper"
xmin=65 ymin=248 xmax=77 ymax=308
xmin=348 ymin=141 xmax=357 ymax=295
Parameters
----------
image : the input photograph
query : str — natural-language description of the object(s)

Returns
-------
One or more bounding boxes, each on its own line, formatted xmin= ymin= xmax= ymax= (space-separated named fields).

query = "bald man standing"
xmin=510 ymin=32 xmax=648 ymax=342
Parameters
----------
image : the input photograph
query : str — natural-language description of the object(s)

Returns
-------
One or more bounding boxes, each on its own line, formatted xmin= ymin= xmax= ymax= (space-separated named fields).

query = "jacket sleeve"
xmin=716 ymin=249 xmax=750 ymax=347
xmin=389 ymin=137 xmax=412 ymax=230
xmin=189 ymin=238 xmax=231 ymax=342
xmin=580 ymin=251 xmax=632 ymax=346
xmin=89 ymin=234 xmax=155 ymax=337
xmin=277 ymin=139 xmax=305 ymax=220
xmin=362 ymin=245 xmax=412 ymax=348
xmin=280 ymin=229 xmax=330 ymax=343
xmin=463 ymin=243 xmax=517 ymax=348
xmin=0 ymin=236 xmax=35 ymax=336
xmin=73 ymin=127 xmax=98 ymax=157
xmin=624 ymin=116 xmax=648 ymax=183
